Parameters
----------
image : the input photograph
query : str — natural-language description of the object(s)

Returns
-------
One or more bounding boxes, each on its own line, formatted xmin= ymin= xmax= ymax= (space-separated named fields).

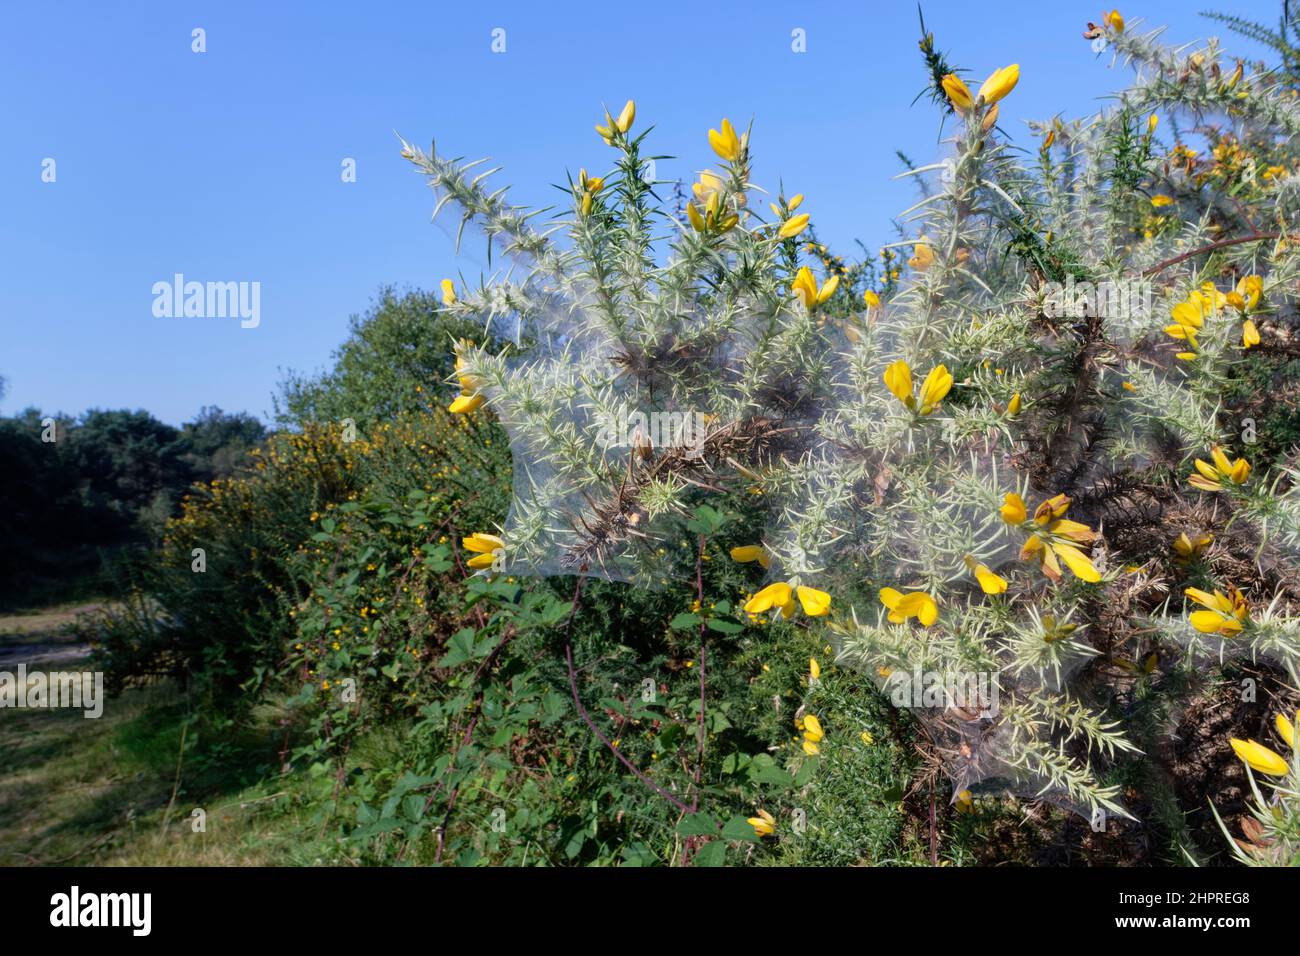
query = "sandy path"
xmin=0 ymin=602 xmax=101 ymax=668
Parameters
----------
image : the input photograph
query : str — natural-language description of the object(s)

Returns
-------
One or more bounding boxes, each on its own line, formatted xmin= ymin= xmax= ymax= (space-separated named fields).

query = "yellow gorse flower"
xmin=977 ymin=64 xmax=1020 ymax=106
xmin=1104 ymin=9 xmax=1124 ymax=33
xmin=744 ymin=581 xmax=791 ymax=615
xmin=1165 ymin=282 xmax=1230 ymax=359
xmin=743 ymin=581 xmax=831 ymax=619
xmin=1006 ymin=391 xmax=1022 ymax=416
xmin=449 ymin=342 xmax=487 ymax=415
xmin=1227 ymin=277 xmax=1263 ymax=350
xmin=576 ymin=168 xmax=605 ymax=217
xmin=463 ymin=532 xmax=504 ymax=570
xmin=1172 ymin=531 xmax=1212 ymax=561
xmin=943 ymin=66 xmax=1018 ymax=112
xmin=1231 ymin=710 xmax=1299 ymax=782
xmin=440 ymin=278 xmax=457 ymax=305
xmin=1229 ymin=737 xmax=1289 ymax=777
xmin=448 ymin=392 xmax=485 ymax=414
xmin=693 ymin=170 xmax=724 ymax=203
xmin=595 ymin=99 xmax=635 ymax=144
xmin=729 ymin=544 xmax=771 ymax=569
xmin=963 ymin=555 xmax=1008 ymax=594
xmin=1188 ymin=446 xmax=1251 ymax=492
xmin=883 ymin=360 xmax=953 ymax=415
xmin=791 ymin=266 xmax=839 ymax=311
xmin=747 ymin=808 xmax=776 ymax=837
xmin=1225 ymin=274 xmax=1262 ymax=312
xmin=796 ymin=585 xmax=832 ymax=617
xmin=879 ymin=587 xmax=939 ymax=626
xmin=1185 ymin=585 xmax=1249 ymax=636
xmin=614 ymin=100 xmax=635 ymax=133
xmin=1242 ymin=319 xmax=1260 ymax=349
xmin=777 ymin=213 xmax=810 ymax=239
xmin=809 ymin=657 xmax=820 ymax=680
xmin=800 ymin=713 xmax=824 ymax=755
xmin=1277 ymin=710 xmax=1298 ymax=750
xmin=708 ymin=117 xmax=744 ymax=162
xmin=941 ymin=73 xmax=974 ymax=113
xmin=1001 ymin=493 xmax=1102 ymax=583
xmin=687 ymin=189 xmax=738 ymax=235
xmin=577 ymin=168 xmax=605 ymax=195
xmin=454 ymin=340 xmax=483 ymax=392
xmin=908 ymin=241 xmax=935 ymax=271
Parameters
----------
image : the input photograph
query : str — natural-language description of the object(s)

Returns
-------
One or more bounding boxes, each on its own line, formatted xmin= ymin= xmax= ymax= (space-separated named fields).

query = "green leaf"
xmin=692 ymin=840 xmax=727 ymax=866
xmin=721 ymin=752 xmax=751 ymax=775
xmin=793 ymin=757 xmax=819 ymax=787
xmin=676 ymin=812 xmax=719 ymax=837
xmin=721 ymin=814 xmax=762 ymax=844
xmin=437 ymin=628 xmax=479 ymax=668
xmin=685 ymin=504 xmax=729 ymax=535
xmin=402 ymin=795 xmax=427 ymax=823
xmin=707 ymin=617 xmax=744 ymax=634
xmin=748 ymin=754 xmax=793 ymax=787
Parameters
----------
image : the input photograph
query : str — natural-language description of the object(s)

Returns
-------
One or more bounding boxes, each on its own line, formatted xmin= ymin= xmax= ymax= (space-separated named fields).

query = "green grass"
xmin=0 ymin=679 xmax=331 ymax=865
xmin=0 ymin=602 xmax=336 ymax=866
xmin=0 ymin=602 xmax=959 ymax=867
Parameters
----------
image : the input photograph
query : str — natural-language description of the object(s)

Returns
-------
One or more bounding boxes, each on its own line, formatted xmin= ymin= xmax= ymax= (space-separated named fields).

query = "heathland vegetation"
xmin=5 ymin=8 xmax=1300 ymax=866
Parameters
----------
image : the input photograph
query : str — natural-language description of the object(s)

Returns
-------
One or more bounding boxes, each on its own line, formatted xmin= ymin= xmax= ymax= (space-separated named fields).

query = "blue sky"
xmin=0 ymin=0 xmax=1279 ymax=425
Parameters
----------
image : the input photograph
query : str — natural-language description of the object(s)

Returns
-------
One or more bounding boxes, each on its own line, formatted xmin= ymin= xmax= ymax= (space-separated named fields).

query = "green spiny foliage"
xmin=401 ymin=12 xmax=1300 ymax=829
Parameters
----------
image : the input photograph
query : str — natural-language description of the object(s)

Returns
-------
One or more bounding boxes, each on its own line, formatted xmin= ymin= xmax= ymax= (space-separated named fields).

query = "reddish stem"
xmin=563 ymin=578 xmax=693 ymax=815
xmin=1142 ymin=232 xmax=1279 ymax=277
xmin=691 ymin=535 xmax=707 ymax=812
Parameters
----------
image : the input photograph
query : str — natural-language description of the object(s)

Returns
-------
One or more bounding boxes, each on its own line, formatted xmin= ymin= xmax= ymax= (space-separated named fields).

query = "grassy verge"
xmin=0 ymin=602 xmax=1090 ymax=867
xmin=0 ymin=603 xmax=325 ymax=865
xmin=0 ymin=678 xmax=322 ymax=865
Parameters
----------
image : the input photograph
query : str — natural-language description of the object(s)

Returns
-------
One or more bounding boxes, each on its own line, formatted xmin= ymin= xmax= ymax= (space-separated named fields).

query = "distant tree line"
xmin=0 ymin=285 xmax=478 ymax=610
xmin=0 ymin=404 xmax=265 ymax=608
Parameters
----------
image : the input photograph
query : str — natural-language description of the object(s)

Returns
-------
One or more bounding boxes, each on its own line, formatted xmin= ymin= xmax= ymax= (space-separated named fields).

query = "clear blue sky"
xmin=0 ymin=0 xmax=1279 ymax=425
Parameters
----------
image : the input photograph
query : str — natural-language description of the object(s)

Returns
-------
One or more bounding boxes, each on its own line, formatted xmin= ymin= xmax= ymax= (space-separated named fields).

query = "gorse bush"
xmin=284 ymin=412 xmax=509 ymax=729
xmin=93 ymin=291 xmax=505 ymax=700
xmin=405 ymin=8 xmax=1300 ymax=837
xmin=89 ymin=7 xmax=1300 ymax=866
xmin=93 ymin=424 xmax=363 ymax=700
